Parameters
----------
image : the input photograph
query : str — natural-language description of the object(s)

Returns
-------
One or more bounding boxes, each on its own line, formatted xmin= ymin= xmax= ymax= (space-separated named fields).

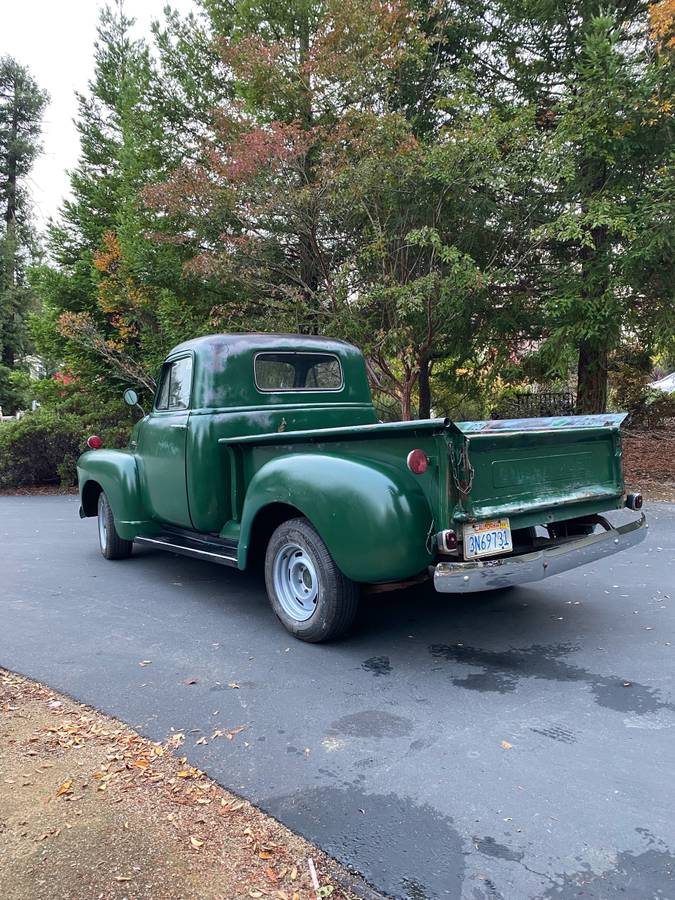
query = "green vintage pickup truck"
xmin=78 ymin=333 xmax=646 ymax=641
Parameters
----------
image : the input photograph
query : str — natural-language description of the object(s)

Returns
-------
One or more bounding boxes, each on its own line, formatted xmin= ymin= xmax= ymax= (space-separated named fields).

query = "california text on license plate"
xmin=463 ymin=518 xmax=513 ymax=560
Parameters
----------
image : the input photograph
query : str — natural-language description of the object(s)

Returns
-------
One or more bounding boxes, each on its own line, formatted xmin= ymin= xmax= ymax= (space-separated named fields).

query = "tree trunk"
xmin=418 ymin=357 xmax=431 ymax=419
xmin=575 ymin=139 xmax=611 ymax=414
xmin=400 ymin=380 xmax=413 ymax=420
xmin=576 ymin=342 xmax=608 ymax=413
xmin=296 ymin=7 xmax=321 ymax=325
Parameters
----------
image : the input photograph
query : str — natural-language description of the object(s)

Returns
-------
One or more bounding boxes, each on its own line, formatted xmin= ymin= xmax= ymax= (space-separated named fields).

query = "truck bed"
xmin=219 ymin=412 xmax=628 ymax=534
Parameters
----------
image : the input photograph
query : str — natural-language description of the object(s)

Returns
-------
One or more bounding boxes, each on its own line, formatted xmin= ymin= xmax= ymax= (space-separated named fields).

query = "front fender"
xmin=77 ymin=449 xmax=154 ymax=541
xmin=236 ymin=453 xmax=435 ymax=583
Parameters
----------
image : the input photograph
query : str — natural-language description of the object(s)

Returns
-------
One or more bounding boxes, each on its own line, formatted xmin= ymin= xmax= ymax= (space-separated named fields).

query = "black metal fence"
xmin=493 ymin=391 xmax=577 ymax=419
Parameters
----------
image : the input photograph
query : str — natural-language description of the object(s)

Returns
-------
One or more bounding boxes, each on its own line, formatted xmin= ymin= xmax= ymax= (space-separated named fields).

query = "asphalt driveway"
xmin=1 ymin=495 xmax=674 ymax=899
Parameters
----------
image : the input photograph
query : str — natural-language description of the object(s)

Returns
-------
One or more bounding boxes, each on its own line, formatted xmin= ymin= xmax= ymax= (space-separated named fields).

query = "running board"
xmin=134 ymin=534 xmax=238 ymax=567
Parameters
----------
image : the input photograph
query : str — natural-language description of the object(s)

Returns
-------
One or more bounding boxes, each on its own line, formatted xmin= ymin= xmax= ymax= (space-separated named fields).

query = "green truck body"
xmin=77 ymin=333 xmax=646 ymax=641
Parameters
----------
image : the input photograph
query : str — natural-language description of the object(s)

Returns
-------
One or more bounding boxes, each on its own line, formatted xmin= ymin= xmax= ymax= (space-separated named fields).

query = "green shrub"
xmin=0 ymin=376 xmax=135 ymax=488
xmin=623 ymin=387 xmax=675 ymax=429
xmin=0 ymin=410 xmax=84 ymax=487
xmin=608 ymin=350 xmax=675 ymax=428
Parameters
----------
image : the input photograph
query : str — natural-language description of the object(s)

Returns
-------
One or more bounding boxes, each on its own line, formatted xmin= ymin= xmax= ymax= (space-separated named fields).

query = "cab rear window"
xmin=254 ymin=352 xmax=343 ymax=392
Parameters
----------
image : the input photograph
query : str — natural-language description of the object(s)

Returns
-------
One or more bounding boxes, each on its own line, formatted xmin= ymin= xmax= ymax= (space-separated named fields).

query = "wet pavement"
xmin=2 ymin=496 xmax=674 ymax=899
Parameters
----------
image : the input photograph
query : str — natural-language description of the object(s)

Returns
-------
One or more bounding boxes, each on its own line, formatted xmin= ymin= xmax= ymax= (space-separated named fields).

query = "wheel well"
xmin=81 ymin=480 xmax=103 ymax=517
xmin=247 ymin=502 xmax=305 ymax=567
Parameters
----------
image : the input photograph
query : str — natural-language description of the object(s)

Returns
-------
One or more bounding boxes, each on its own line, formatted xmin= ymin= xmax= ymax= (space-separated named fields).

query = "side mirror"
xmin=123 ymin=387 xmax=145 ymax=417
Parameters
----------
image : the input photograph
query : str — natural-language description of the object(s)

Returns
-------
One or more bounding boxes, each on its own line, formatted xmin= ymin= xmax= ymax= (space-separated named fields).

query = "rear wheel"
xmin=264 ymin=517 xmax=359 ymax=642
xmin=97 ymin=492 xmax=133 ymax=560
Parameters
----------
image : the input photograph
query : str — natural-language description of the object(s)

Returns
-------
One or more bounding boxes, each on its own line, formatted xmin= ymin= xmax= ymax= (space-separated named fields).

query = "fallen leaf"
xmin=259 ymin=850 xmax=275 ymax=860
xmin=195 ymin=737 xmax=208 ymax=746
xmin=249 ymin=892 xmax=263 ymax=898
xmin=56 ymin=779 xmax=72 ymax=797
xmin=190 ymin=836 xmax=204 ymax=849
xmin=47 ymin=700 xmax=62 ymax=709
xmin=501 ymin=740 xmax=512 ymax=750
xmin=114 ymin=876 xmax=132 ymax=882
xmin=183 ymin=678 xmax=198 ymax=685
xmin=290 ymin=866 xmax=298 ymax=881
xmin=133 ymin=758 xmax=150 ymax=768
xmin=265 ymin=866 xmax=278 ymax=883
xmin=228 ymin=682 xmax=240 ymax=689
xmin=226 ymin=725 xmax=246 ymax=740
xmin=139 ymin=660 xmax=152 ymax=667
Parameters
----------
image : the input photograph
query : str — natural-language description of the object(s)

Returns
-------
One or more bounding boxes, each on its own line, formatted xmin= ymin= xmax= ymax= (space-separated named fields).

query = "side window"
xmin=155 ymin=356 xmax=193 ymax=411
xmin=156 ymin=366 xmax=171 ymax=410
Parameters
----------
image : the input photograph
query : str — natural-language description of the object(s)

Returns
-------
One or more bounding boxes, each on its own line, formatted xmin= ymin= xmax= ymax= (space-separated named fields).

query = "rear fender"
xmin=236 ymin=453 xmax=434 ymax=583
xmin=77 ymin=449 xmax=154 ymax=541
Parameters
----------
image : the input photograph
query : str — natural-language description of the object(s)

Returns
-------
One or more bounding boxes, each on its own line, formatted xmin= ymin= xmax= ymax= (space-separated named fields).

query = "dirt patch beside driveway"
xmin=624 ymin=429 xmax=675 ymax=502
xmin=0 ymin=670 xmax=370 ymax=900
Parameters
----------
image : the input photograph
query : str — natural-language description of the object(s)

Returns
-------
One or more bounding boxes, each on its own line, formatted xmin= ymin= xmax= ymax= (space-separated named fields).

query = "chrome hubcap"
xmin=98 ymin=494 xmax=108 ymax=551
xmin=272 ymin=543 xmax=318 ymax=622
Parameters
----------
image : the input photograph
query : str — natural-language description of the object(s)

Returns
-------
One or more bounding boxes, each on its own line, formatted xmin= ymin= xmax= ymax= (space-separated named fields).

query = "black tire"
xmin=97 ymin=491 xmax=133 ymax=560
xmin=264 ymin=517 xmax=359 ymax=642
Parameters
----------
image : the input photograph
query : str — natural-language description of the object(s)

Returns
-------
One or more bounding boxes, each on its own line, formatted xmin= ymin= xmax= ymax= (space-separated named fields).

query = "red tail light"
xmin=87 ymin=435 xmax=102 ymax=450
xmin=406 ymin=449 xmax=428 ymax=475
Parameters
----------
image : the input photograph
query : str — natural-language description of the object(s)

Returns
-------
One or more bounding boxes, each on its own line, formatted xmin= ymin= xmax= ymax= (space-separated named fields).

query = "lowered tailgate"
xmin=448 ymin=414 xmax=627 ymax=525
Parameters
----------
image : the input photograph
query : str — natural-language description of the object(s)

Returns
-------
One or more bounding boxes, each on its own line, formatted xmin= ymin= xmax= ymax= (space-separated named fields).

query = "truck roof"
xmin=169 ymin=333 xmax=357 ymax=356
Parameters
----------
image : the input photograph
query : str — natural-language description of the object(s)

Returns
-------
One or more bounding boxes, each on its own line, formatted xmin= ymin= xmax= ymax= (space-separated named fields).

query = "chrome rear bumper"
xmin=433 ymin=513 xmax=647 ymax=593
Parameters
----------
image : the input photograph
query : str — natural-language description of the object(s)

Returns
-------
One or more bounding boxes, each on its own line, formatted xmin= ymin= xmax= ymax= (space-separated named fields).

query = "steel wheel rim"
xmin=98 ymin=494 xmax=108 ymax=552
xmin=272 ymin=542 xmax=319 ymax=622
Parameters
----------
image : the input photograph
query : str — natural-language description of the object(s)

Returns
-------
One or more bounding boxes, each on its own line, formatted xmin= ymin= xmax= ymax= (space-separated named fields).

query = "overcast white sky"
xmin=2 ymin=0 xmax=197 ymax=228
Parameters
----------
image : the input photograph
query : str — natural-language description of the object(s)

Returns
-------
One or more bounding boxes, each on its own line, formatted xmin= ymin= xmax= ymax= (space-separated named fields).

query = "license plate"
xmin=463 ymin=518 xmax=513 ymax=560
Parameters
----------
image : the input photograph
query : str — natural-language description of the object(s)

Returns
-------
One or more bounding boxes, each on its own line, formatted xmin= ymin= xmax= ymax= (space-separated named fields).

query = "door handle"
xmin=169 ymin=424 xmax=187 ymax=430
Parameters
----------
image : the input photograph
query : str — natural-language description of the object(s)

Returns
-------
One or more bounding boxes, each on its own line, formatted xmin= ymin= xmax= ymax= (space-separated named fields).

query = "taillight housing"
xmin=406 ymin=449 xmax=428 ymax=475
xmin=437 ymin=529 xmax=458 ymax=551
xmin=625 ymin=492 xmax=643 ymax=511
xmin=87 ymin=435 xmax=103 ymax=450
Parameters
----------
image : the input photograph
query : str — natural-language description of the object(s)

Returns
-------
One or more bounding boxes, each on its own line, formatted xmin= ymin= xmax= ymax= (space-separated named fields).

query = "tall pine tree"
xmin=464 ymin=0 xmax=675 ymax=411
xmin=0 ymin=57 xmax=47 ymax=376
xmin=36 ymin=1 xmax=221 ymax=393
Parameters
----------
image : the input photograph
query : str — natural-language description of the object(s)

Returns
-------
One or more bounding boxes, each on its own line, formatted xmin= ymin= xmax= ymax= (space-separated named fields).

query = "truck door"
xmin=139 ymin=354 xmax=193 ymax=527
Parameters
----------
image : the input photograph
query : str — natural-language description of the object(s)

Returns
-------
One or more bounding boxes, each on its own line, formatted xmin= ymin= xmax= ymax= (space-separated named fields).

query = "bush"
xmin=0 ymin=410 xmax=85 ymax=487
xmin=623 ymin=387 xmax=675 ymax=429
xmin=0 ymin=366 xmax=32 ymax=415
xmin=0 ymin=375 xmax=135 ymax=488
xmin=609 ymin=349 xmax=675 ymax=428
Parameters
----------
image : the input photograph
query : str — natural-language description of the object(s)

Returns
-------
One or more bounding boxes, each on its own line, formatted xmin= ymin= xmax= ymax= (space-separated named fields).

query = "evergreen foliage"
xmin=0 ymin=55 xmax=47 ymax=408
xmin=5 ymin=0 xmax=674 ymax=435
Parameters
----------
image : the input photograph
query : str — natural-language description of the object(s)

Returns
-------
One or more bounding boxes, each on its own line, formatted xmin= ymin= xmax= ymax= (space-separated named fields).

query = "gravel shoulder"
xmin=0 ymin=670 xmax=368 ymax=900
